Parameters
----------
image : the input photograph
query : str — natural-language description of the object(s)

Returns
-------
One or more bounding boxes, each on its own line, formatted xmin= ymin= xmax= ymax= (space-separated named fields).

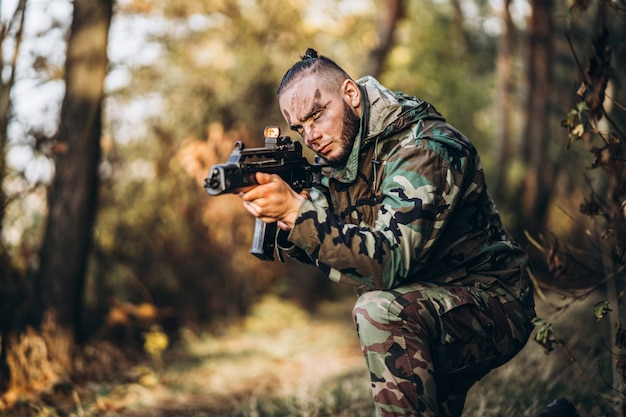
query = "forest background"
xmin=0 ymin=0 xmax=625 ymax=416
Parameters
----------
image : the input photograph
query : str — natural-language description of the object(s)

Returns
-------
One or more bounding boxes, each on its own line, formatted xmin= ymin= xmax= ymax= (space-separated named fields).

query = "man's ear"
xmin=341 ymin=79 xmax=361 ymax=109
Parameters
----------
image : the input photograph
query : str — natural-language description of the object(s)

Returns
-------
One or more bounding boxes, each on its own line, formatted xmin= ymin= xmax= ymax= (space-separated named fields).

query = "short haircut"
xmin=277 ymin=48 xmax=352 ymax=96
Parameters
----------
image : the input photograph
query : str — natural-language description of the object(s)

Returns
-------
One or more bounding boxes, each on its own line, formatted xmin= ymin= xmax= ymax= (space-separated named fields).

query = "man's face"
xmin=279 ymin=76 xmax=361 ymax=168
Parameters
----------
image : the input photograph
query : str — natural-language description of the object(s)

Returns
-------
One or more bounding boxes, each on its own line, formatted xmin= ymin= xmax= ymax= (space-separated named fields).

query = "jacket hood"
xmin=330 ymin=76 xmax=440 ymax=183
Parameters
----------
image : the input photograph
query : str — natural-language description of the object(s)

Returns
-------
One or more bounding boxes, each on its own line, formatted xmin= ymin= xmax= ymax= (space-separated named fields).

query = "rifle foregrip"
xmin=250 ymin=219 xmax=277 ymax=261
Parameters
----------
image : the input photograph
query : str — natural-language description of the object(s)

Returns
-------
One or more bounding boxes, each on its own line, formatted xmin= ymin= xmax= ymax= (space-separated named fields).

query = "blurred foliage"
xmin=1 ymin=0 xmax=626 ymax=414
xmin=530 ymin=0 xmax=626 ymax=290
xmin=142 ymin=325 xmax=169 ymax=365
xmin=524 ymin=2 xmax=626 ymax=414
xmin=3 ymin=295 xmax=613 ymax=416
xmin=89 ymin=122 xmax=284 ymax=328
xmin=84 ymin=0 xmax=509 ymax=334
xmin=381 ymin=0 xmax=496 ymax=149
xmin=4 ymin=0 xmax=623 ymax=338
xmin=84 ymin=0 xmax=385 ymax=332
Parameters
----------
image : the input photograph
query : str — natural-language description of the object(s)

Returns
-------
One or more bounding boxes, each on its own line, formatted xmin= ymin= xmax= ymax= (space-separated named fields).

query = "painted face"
xmin=279 ymin=76 xmax=361 ymax=168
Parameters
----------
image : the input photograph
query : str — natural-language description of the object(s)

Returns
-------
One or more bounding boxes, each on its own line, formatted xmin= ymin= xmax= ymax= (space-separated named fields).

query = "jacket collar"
xmin=328 ymin=76 xmax=431 ymax=183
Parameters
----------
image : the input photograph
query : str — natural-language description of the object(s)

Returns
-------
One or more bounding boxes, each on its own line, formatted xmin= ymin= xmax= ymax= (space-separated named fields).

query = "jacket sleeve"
xmin=275 ymin=185 xmax=330 ymax=265
xmin=286 ymin=140 xmax=468 ymax=290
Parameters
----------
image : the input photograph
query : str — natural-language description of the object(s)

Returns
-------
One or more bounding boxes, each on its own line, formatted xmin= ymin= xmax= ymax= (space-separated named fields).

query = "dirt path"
xmin=107 ymin=296 xmax=370 ymax=416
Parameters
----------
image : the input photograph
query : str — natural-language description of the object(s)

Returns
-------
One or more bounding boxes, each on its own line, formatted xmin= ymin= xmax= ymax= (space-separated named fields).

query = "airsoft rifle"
xmin=204 ymin=126 xmax=321 ymax=261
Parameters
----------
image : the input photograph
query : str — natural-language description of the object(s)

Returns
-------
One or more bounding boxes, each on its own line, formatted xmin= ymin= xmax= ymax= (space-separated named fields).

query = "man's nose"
xmin=303 ymin=124 xmax=321 ymax=146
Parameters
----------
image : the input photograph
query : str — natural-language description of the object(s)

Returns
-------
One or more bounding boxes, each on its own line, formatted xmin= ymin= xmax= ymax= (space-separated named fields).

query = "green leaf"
xmin=532 ymin=317 xmax=558 ymax=354
xmin=572 ymin=123 xmax=585 ymax=137
xmin=593 ymin=301 xmax=611 ymax=321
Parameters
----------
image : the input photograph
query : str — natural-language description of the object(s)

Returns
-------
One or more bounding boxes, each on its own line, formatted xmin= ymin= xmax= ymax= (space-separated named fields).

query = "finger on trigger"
xmin=255 ymin=171 xmax=273 ymax=184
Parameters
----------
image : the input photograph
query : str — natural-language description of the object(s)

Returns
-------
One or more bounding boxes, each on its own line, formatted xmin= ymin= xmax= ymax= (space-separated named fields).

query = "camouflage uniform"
xmin=279 ymin=76 xmax=535 ymax=416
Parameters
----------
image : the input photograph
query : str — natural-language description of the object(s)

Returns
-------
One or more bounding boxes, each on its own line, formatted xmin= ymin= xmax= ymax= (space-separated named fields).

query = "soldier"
xmin=240 ymin=48 xmax=536 ymax=417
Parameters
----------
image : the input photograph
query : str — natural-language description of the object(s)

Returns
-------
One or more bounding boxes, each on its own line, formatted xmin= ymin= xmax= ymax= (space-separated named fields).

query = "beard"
xmin=326 ymin=101 xmax=361 ymax=168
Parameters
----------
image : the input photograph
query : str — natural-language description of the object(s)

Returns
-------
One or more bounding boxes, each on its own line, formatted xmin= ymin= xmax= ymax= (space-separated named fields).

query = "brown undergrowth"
xmin=0 ymin=291 xmax=614 ymax=416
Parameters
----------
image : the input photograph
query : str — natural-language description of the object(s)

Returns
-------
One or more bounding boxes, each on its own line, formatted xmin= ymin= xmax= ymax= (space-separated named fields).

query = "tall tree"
xmin=492 ymin=0 xmax=518 ymax=199
xmin=0 ymin=0 xmax=27 ymax=394
xmin=0 ymin=0 xmax=26 ymax=250
xmin=363 ymin=0 xmax=403 ymax=79
xmin=519 ymin=0 xmax=555 ymax=236
xmin=36 ymin=0 xmax=113 ymax=370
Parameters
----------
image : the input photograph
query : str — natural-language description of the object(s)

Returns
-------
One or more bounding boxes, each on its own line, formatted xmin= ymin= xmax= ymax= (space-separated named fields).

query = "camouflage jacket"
xmin=280 ymin=76 xmax=533 ymax=305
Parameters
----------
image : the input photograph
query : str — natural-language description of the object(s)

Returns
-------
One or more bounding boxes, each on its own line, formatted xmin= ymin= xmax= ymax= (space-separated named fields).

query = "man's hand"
xmin=241 ymin=172 xmax=306 ymax=231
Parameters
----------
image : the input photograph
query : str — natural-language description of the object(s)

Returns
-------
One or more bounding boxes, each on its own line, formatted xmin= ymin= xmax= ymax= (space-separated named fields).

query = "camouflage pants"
xmin=352 ymin=281 xmax=535 ymax=417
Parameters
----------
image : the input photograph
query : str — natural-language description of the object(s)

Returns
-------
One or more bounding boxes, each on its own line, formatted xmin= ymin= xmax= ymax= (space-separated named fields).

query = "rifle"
xmin=204 ymin=126 xmax=321 ymax=261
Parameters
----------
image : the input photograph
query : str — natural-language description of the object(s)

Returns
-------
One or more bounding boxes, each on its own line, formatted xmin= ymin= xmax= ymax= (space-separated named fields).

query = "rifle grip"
xmin=250 ymin=219 xmax=277 ymax=261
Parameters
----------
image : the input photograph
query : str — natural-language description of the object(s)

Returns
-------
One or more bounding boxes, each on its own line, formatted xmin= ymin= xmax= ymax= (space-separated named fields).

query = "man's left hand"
xmin=240 ymin=172 xmax=305 ymax=231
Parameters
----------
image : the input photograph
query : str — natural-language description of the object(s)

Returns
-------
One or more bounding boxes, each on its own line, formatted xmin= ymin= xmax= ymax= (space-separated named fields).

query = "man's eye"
xmin=312 ymin=110 xmax=322 ymax=120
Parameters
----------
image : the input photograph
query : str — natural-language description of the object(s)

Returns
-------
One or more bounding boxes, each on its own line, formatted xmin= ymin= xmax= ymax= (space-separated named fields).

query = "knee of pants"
xmin=352 ymin=290 xmax=429 ymax=346
xmin=352 ymin=290 xmax=393 ymax=348
xmin=353 ymin=290 xmax=390 ymax=325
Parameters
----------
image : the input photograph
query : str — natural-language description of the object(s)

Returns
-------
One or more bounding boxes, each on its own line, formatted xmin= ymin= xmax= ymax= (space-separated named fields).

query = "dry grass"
xmin=0 ymin=291 xmax=617 ymax=417
xmin=464 ymin=290 xmax=613 ymax=417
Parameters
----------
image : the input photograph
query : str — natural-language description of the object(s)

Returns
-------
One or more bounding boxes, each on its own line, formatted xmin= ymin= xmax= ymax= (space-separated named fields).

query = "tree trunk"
xmin=34 ymin=0 xmax=112 ymax=377
xmin=0 ymin=0 xmax=28 ymax=396
xmin=363 ymin=0 xmax=403 ymax=78
xmin=0 ymin=0 xmax=26 ymax=229
xmin=519 ymin=0 xmax=554 ymax=236
xmin=492 ymin=0 xmax=517 ymax=199
xmin=0 ymin=0 xmax=26 ymax=268
xmin=449 ymin=0 xmax=471 ymax=52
